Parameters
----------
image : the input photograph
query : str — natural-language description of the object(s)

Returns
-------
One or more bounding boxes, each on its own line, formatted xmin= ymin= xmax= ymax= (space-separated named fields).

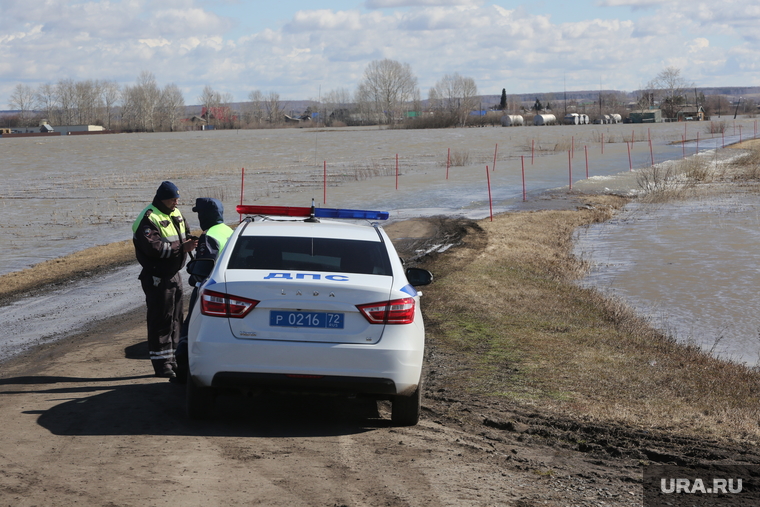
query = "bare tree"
xmin=428 ymin=73 xmax=478 ymax=127
xmin=198 ymin=85 xmax=221 ymax=127
xmin=357 ymin=59 xmax=418 ymax=125
xmin=322 ymin=87 xmax=352 ymax=125
xmin=56 ymin=78 xmax=77 ymax=125
xmin=36 ymin=83 xmax=58 ymax=124
xmin=158 ymin=83 xmax=186 ymax=131
xmin=74 ymin=79 xmax=102 ymax=125
xmin=120 ymin=71 xmax=161 ymax=131
xmin=353 ymin=83 xmax=376 ymax=125
xmin=244 ymin=89 xmax=265 ymax=127
xmin=100 ymin=80 xmax=121 ymax=130
xmin=220 ymin=91 xmax=236 ymax=128
xmin=9 ymin=84 xmax=38 ymax=126
xmin=704 ymin=95 xmax=731 ymax=118
xmin=264 ymin=91 xmax=283 ymax=124
xmin=647 ymin=67 xmax=692 ymax=120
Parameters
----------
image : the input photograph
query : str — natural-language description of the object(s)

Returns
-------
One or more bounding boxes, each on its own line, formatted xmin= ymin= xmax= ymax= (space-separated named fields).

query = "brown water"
xmin=575 ymin=181 xmax=760 ymax=365
xmin=4 ymin=122 xmax=747 ymax=275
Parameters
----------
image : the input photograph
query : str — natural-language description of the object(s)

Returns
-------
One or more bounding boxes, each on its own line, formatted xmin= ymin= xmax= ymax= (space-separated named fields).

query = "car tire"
xmin=186 ymin=371 xmax=215 ymax=420
xmin=391 ymin=383 xmax=421 ymax=426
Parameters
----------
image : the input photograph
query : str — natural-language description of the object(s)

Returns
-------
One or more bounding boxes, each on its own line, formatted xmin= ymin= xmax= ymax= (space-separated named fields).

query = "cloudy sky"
xmin=1 ymin=0 xmax=759 ymax=108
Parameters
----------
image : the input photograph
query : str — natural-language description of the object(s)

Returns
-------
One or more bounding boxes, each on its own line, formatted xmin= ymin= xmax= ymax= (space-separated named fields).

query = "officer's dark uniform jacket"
xmin=132 ymin=198 xmax=190 ymax=280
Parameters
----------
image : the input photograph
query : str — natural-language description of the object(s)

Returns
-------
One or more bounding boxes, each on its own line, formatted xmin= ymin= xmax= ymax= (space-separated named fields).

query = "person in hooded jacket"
xmin=189 ymin=197 xmax=234 ymax=282
xmin=175 ymin=197 xmax=234 ymax=382
xmin=132 ymin=181 xmax=198 ymax=378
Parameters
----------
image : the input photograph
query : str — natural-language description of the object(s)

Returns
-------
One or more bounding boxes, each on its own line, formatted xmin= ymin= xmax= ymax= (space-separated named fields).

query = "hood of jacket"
xmin=193 ymin=197 xmax=224 ymax=231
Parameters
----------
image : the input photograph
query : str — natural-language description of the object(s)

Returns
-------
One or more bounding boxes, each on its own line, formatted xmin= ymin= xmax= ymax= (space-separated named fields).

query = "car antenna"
xmin=305 ymin=198 xmax=320 ymax=223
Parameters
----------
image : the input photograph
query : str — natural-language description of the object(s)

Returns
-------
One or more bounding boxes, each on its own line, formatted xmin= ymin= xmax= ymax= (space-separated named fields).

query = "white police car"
xmin=185 ymin=203 xmax=433 ymax=425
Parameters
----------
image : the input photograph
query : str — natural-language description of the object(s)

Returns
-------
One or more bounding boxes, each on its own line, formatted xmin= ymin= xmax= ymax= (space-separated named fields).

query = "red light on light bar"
xmin=236 ymin=205 xmax=312 ymax=217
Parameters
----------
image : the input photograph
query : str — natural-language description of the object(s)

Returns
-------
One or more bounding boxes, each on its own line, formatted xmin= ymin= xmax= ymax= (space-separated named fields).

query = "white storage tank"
xmin=610 ymin=113 xmax=622 ymax=124
xmin=501 ymin=114 xmax=524 ymax=127
xmin=533 ymin=114 xmax=557 ymax=126
xmin=564 ymin=113 xmax=579 ymax=125
xmin=580 ymin=114 xmax=590 ymax=125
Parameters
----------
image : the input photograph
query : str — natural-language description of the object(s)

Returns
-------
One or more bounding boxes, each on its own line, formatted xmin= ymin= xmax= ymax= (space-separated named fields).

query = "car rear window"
xmin=227 ymin=236 xmax=392 ymax=275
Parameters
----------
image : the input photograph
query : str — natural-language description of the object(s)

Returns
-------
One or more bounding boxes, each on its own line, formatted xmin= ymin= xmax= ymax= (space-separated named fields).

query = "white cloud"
xmin=365 ymin=0 xmax=481 ymax=8
xmin=688 ymin=37 xmax=710 ymax=52
xmin=596 ymin=0 xmax=664 ymax=6
xmin=1 ymin=0 xmax=759 ymax=108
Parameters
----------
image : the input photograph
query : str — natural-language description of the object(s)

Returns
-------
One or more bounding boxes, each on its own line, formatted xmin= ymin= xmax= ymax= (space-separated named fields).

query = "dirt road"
xmin=2 ymin=216 xmax=750 ymax=507
xmin=0 ymin=304 xmax=647 ymax=507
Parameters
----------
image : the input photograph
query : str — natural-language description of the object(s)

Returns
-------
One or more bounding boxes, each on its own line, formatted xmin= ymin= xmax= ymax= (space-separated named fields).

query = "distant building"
xmin=677 ymin=106 xmax=706 ymax=121
xmin=628 ymin=110 xmax=663 ymax=123
xmin=12 ymin=124 xmax=106 ymax=135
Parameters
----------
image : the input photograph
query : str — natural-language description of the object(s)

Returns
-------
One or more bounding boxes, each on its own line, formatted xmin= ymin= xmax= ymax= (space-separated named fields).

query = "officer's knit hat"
xmin=155 ymin=181 xmax=180 ymax=200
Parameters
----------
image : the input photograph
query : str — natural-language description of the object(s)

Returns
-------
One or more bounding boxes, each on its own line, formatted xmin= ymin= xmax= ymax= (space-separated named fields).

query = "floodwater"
xmin=0 ymin=119 xmax=758 ymax=363
xmin=575 ymin=180 xmax=760 ymax=365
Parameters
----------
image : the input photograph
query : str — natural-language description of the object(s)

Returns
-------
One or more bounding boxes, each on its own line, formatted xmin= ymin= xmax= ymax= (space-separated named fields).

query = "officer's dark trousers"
xmin=140 ymin=272 xmax=183 ymax=375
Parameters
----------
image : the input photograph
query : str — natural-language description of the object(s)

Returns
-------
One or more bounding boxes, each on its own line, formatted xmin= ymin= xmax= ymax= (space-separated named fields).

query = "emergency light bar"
xmin=236 ymin=204 xmax=389 ymax=221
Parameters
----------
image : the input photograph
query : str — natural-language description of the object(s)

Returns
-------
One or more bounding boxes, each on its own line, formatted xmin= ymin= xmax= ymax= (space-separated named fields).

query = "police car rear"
xmin=185 ymin=205 xmax=433 ymax=425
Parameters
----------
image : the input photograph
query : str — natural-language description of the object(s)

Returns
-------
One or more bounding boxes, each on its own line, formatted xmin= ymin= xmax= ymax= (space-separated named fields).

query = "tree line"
xmin=6 ymin=61 xmax=751 ymax=132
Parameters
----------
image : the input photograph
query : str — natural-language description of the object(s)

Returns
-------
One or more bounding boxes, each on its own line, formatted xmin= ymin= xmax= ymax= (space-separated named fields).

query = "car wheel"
xmin=186 ymin=371 xmax=215 ymax=420
xmin=391 ymin=383 xmax=421 ymax=426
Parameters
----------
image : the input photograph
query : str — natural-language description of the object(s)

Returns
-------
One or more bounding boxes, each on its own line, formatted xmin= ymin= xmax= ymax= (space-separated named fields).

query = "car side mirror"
xmin=187 ymin=258 xmax=215 ymax=280
xmin=405 ymin=267 xmax=433 ymax=286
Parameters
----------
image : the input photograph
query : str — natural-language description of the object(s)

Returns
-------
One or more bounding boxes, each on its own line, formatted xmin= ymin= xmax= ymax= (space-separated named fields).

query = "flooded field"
xmin=2 ymin=121 xmax=750 ymax=275
xmin=1 ymin=119 xmax=758 ymax=363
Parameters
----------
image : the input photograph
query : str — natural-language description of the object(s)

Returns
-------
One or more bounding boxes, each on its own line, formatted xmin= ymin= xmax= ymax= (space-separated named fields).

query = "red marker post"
xmin=395 ymin=153 xmax=399 ymax=190
xmin=585 ymin=145 xmax=589 ymax=179
xmin=493 ymin=144 xmax=498 ymax=172
xmin=485 ymin=165 xmax=493 ymax=221
xmin=446 ymin=148 xmax=450 ymax=180
xmin=568 ymin=150 xmax=572 ymax=190
xmin=521 ymin=156 xmax=526 ymax=201
xmin=627 ymin=142 xmax=632 ymax=171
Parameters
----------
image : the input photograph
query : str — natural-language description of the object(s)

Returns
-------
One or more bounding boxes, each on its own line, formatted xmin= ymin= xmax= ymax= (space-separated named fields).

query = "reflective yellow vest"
xmin=132 ymin=204 xmax=187 ymax=258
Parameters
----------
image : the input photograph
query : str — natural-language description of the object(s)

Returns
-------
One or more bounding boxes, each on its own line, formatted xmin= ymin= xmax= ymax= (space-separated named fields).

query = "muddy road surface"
xmin=2 ymin=217 xmax=756 ymax=506
xmin=0 ymin=307 xmax=645 ymax=507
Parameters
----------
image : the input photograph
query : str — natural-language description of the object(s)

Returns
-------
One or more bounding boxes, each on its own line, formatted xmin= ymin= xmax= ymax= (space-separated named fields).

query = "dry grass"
xmin=449 ymin=149 xmax=470 ymax=167
xmin=0 ymin=240 xmax=135 ymax=304
xmin=420 ymin=193 xmax=760 ymax=443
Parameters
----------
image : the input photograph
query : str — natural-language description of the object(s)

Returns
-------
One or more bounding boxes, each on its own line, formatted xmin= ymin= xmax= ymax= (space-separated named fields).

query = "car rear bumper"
xmin=188 ymin=325 xmax=424 ymax=395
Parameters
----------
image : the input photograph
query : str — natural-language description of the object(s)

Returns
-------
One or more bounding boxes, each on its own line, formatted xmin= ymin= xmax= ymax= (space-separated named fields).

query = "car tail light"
xmin=200 ymin=289 xmax=259 ymax=318
xmin=357 ymin=297 xmax=416 ymax=325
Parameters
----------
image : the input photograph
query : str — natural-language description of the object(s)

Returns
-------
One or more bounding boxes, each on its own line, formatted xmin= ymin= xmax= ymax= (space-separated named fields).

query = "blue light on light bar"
xmin=314 ymin=208 xmax=389 ymax=220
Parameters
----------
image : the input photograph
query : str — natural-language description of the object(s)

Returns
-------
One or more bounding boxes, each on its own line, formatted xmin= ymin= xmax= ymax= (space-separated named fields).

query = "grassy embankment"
xmin=421 ymin=142 xmax=760 ymax=443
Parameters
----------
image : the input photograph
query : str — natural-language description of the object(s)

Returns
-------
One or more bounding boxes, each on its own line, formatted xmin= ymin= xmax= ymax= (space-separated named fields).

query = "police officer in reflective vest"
xmin=132 ymin=181 xmax=198 ymax=378
xmin=174 ymin=197 xmax=234 ymax=382
xmin=191 ymin=197 xmax=234 ymax=269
